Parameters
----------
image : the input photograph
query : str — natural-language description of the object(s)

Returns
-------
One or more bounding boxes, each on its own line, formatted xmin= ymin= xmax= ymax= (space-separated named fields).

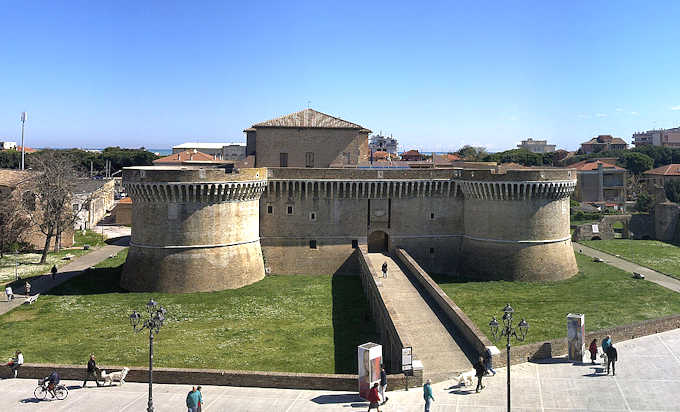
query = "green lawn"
xmin=580 ymin=239 xmax=680 ymax=280
xmin=0 ymin=250 xmax=376 ymax=374
xmin=0 ymin=230 xmax=105 ymax=286
xmin=433 ymin=254 xmax=680 ymax=345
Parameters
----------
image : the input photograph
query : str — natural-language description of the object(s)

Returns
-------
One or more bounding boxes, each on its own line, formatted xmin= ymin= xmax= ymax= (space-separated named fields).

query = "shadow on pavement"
xmin=311 ymin=394 xmax=362 ymax=404
xmin=20 ymin=398 xmax=45 ymax=403
xmin=105 ymin=236 xmax=130 ymax=246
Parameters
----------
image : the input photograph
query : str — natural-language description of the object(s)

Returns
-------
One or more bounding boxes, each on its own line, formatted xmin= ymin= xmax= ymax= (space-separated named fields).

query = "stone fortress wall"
xmin=122 ymin=166 xmax=578 ymax=292
xmin=121 ymin=167 xmax=268 ymax=292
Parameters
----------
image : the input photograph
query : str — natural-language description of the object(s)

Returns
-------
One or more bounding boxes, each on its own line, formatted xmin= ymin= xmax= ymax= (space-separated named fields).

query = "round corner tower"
xmin=121 ymin=166 xmax=267 ymax=293
xmin=458 ymin=169 xmax=578 ymax=281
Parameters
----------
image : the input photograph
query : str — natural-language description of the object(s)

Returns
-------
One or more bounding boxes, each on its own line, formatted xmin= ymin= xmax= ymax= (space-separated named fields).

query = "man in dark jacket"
xmin=606 ymin=345 xmax=618 ymax=376
xmin=379 ymin=367 xmax=388 ymax=404
xmin=83 ymin=354 xmax=101 ymax=387
xmin=474 ymin=356 xmax=486 ymax=393
xmin=381 ymin=262 xmax=388 ymax=279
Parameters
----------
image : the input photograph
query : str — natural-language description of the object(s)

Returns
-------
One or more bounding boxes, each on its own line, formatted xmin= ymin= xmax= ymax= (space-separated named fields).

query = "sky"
xmin=1 ymin=1 xmax=680 ymax=152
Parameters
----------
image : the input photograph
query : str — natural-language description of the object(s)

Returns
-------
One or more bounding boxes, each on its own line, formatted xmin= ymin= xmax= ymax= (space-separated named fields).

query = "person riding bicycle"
xmin=45 ymin=371 xmax=60 ymax=397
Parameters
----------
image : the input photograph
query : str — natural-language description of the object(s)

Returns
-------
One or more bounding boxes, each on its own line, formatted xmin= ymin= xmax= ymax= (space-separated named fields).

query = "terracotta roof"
xmin=118 ymin=197 xmax=132 ymax=204
xmin=251 ymin=109 xmax=369 ymax=130
xmin=643 ymin=164 xmax=680 ymax=176
xmin=15 ymin=146 xmax=38 ymax=153
xmin=0 ymin=169 xmax=32 ymax=187
xmin=372 ymin=151 xmax=389 ymax=160
xmin=153 ymin=150 xmax=222 ymax=164
xmin=402 ymin=150 xmax=421 ymax=156
xmin=569 ymin=160 xmax=624 ymax=171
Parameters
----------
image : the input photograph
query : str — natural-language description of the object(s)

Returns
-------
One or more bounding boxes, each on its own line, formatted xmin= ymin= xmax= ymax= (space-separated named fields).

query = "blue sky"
xmin=1 ymin=0 xmax=680 ymax=152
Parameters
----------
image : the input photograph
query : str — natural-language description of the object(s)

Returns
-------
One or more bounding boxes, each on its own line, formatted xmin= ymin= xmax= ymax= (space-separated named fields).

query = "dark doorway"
xmin=591 ymin=236 xmax=601 ymax=240
xmin=368 ymin=231 xmax=388 ymax=253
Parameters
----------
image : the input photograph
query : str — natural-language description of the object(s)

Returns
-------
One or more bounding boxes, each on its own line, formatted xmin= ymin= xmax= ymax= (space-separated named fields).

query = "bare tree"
xmin=23 ymin=151 xmax=89 ymax=263
xmin=0 ymin=189 xmax=31 ymax=258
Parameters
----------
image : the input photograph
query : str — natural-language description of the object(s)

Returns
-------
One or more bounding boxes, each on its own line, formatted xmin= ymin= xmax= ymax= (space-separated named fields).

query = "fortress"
xmin=121 ymin=110 xmax=578 ymax=292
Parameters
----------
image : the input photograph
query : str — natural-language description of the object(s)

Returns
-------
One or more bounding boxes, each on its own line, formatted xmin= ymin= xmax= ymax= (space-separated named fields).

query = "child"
xmin=367 ymin=382 xmax=381 ymax=411
xmin=589 ymin=339 xmax=598 ymax=365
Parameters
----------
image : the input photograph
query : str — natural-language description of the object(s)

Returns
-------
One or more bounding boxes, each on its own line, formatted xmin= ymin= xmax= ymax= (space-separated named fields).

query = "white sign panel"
xmin=402 ymin=347 xmax=412 ymax=371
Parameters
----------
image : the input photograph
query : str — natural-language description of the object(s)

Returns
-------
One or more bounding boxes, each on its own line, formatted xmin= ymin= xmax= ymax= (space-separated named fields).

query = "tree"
xmin=457 ymin=145 xmax=488 ymax=161
xmin=23 ymin=152 xmax=89 ymax=263
xmin=0 ymin=190 xmax=31 ymax=258
xmin=621 ymin=152 xmax=653 ymax=175
xmin=634 ymin=192 xmax=654 ymax=213
xmin=0 ymin=150 xmax=21 ymax=169
xmin=665 ymin=180 xmax=680 ymax=203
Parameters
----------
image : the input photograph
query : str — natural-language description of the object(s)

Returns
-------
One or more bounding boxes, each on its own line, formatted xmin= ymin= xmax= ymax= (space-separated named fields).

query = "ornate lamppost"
xmin=130 ymin=299 xmax=167 ymax=412
xmin=489 ymin=304 xmax=529 ymax=412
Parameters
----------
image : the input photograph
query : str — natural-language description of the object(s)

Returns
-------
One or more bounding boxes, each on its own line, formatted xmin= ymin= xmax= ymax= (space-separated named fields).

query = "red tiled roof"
xmin=372 ymin=151 xmax=389 ymax=159
xmin=569 ymin=160 xmax=624 ymax=171
xmin=153 ymin=150 xmax=222 ymax=164
xmin=643 ymin=164 xmax=680 ymax=176
xmin=15 ymin=146 xmax=38 ymax=153
xmin=118 ymin=197 xmax=132 ymax=204
xmin=581 ymin=135 xmax=627 ymax=146
xmin=402 ymin=150 xmax=421 ymax=156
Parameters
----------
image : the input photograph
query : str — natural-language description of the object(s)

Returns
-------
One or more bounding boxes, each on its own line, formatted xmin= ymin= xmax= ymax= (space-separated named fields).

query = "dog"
xmin=100 ymin=367 xmax=129 ymax=386
xmin=599 ymin=352 xmax=608 ymax=371
xmin=453 ymin=369 xmax=476 ymax=387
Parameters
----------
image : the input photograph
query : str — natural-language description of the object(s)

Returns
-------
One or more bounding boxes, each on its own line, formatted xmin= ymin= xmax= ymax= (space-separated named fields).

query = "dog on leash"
xmin=599 ymin=352 xmax=608 ymax=370
xmin=453 ymin=369 xmax=476 ymax=387
xmin=100 ymin=367 xmax=129 ymax=386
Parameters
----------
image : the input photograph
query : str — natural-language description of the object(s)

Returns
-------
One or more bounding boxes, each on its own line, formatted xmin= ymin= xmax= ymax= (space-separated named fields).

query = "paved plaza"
xmin=2 ymin=328 xmax=679 ymax=411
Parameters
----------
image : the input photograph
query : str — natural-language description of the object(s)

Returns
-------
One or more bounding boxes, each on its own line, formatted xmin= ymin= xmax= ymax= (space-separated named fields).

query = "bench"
xmin=24 ymin=294 xmax=40 ymax=305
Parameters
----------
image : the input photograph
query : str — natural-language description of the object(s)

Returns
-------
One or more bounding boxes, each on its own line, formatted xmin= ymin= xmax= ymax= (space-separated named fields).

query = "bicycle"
xmin=34 ymin=378 xmax=68 ymax=400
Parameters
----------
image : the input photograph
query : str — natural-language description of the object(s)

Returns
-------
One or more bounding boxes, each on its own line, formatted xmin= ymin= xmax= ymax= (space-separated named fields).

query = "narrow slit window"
xmin=309 ymin=240 xmax=317 ymax=249
xmin=351 ymin=239 xmax=358 ymax=249
xmin=287 ymin=205 xmax=294 ymax=215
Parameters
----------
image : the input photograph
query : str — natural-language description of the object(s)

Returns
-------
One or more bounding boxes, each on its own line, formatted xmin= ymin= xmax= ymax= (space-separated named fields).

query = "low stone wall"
xmin=394 ymin=248 xmax=495 ymax=358
xmin=497 ymin=313 xmax=680 ymax=367
xmin=356 ymin=248 xmax=421 ymax=387
xmin=0 ymin=364 xmax=415 ymax=392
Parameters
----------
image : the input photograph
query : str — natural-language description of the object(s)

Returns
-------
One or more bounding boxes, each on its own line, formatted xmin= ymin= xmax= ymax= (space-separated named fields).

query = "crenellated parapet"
xmin=263 ymin=179 xmax=459 ymax=200
xmin=125 ymin=181 xmax=267 ymax=203
xmin=458 ymin=180 xmax=576 ymax=201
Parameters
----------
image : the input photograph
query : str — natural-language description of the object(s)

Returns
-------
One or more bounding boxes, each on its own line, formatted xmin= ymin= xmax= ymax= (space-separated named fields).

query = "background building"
xmin=1 ymin=141 xmax=17 ymax=150
xmin=570 ymin=159 xmax=626 ymax=207
xmin=633 ymin=127 xmax=680 ymax=148
xmin=369 ymin=134 xmax=398 ymax=154
xmin=643 ymin=164 xmax=680 ymax=192
xmin=72 ymin=179 xmax=116 ymax=230
xmin=245 ymin=109 xmax=370 ymax=168
xmin=154 ymin=150 xmax=226 ymax=166
xmin=172 ymin=142 xmax=246 ymax=160
xmin=517 ymin=138 xmax=556 ymax=153
xmin=579 ymin=135 xmax=628 ymax=154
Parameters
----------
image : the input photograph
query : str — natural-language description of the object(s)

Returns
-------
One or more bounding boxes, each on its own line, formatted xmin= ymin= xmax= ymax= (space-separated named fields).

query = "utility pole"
xmin=20 ymin=112 xmax=28 ymax=170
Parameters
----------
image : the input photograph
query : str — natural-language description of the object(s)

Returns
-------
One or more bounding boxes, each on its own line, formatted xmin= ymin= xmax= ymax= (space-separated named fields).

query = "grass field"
xmin=0 ymin=230 xmax=105 ymax=286
xmin=433 ymin=254 xmax=680 ymax=345
xmin=0 ymin=250 xmax=376 ymax=374
xmin=580 ymin=239 xmax=680 ymax=280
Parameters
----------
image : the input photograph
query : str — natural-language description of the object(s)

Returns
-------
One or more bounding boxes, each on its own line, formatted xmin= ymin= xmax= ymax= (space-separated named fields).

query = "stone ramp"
xmin=364 ymin=252 xmax=473 ymax=382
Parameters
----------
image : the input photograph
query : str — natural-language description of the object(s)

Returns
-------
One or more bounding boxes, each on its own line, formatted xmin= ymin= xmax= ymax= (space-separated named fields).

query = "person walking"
xmin=381 ymin=262 xmax=388 ymax=279
xmin=484 ymin=347 xmax=496 ymax=376
xmin=24 ymin=281 xmax=31 ymax=296
xmin=186 ymin=386 xmax=201 ymax=412
xmin=5 ymin=285 xmax=14 ymax=301
xmin=8 ymin=350 xmax=23 ymax=378
xmin=83 ymin=354 xmax=101 ymax=387
xmin=379 ymin=367 xmax=388 ymax=404
xmin=196 ymin=386 xmax=203 ymax=412
xmin=474 ymin=356 xmax=486 ymax=393
xmin=606 ymin=345 xmax=618 ymax=375
xmin=51 ymin=265 xmax=58 ymax=280
xmin=589 ymin=339 xmax=598 ymax=365
xmin=366 ymin=382 xmax=381 ymax=411
xmin=423 ymin=378 xmax=434 ymax=412
xmin=601 ymin=335 xmax=612 ymax=353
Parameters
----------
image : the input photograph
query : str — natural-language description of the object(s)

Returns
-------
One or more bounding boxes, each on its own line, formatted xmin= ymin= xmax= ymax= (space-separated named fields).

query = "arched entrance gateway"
xmin=367 ymin=231 xmax=388 ymax=253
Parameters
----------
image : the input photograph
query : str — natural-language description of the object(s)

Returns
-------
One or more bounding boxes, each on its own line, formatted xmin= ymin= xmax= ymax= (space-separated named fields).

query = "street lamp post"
xmin=130 ymin=299 xmax=167 ymax=412
xmin=489 ymin=304 xmax=529 ymax=412
xmin=20 ymin=112 xmax=27 ymax=171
